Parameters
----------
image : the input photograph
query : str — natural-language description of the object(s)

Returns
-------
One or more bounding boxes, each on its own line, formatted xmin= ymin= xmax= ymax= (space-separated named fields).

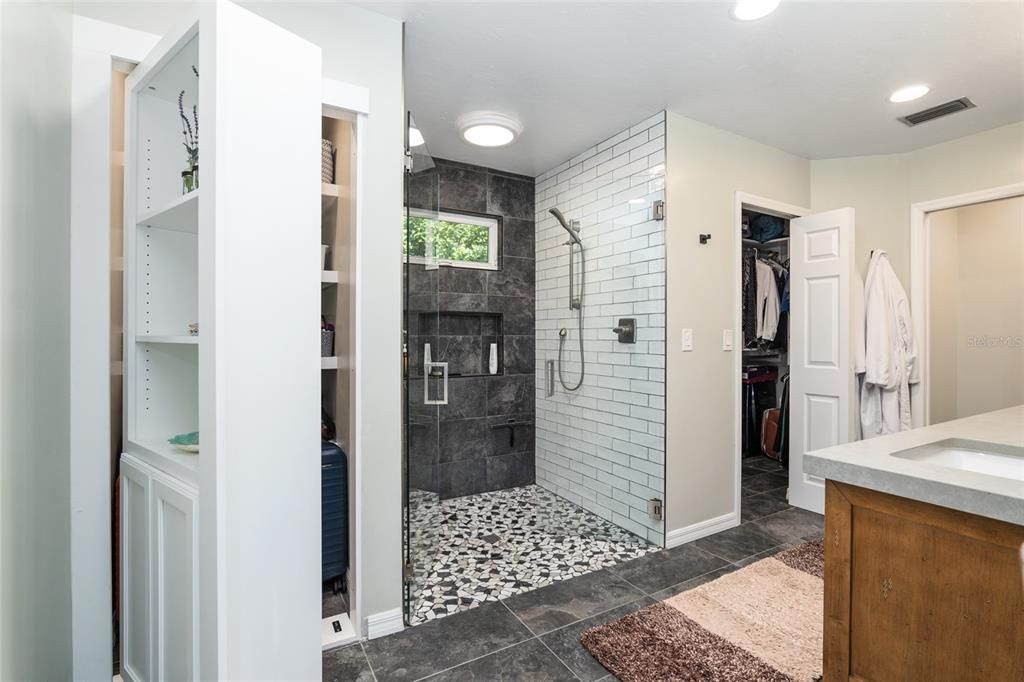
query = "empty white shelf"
xmin=136 ymin=335 xmax=199 ymax=345
xmin=321 ymin=270 xmax=339 ymax=288
xmin=138 ymin=190 xmax=199 ymax=233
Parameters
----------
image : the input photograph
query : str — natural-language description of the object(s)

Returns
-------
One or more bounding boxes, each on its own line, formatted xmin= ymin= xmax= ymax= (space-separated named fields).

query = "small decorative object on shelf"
xmin=187 ymin=322 xmax=198 ymax=336
xmin=168 ymin=431 xmax=200 ymax=453
xmin=321 ymin=139 xmax=335 ymax=183
xmin=178 ymin=65 xmax=200 ymax=193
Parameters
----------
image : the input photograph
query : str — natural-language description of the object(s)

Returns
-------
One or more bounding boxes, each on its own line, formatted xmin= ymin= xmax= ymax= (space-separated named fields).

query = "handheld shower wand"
xmin=549 ymin=208 xmax=585 ymax=391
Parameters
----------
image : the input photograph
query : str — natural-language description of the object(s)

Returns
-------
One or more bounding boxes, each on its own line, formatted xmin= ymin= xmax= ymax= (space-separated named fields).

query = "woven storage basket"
xmin=321 ymin=139 xmax=335 ymax=184
xmin=321 ymin=329 xmax=335 ymax=358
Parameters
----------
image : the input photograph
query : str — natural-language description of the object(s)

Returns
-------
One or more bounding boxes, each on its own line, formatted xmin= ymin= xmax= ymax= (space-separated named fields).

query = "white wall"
xmin=663 ymin=112 xmax=810 ymax=538
xmin=927 ymin=208 xmax=960 ymax=424
xmin=663 ymin=117 xmax=1023 ymax=540
xmin=953 ymin=198 xmax=1024 ymax=417
xmin=811 ymin=122 xmax=1024 ymax=285
xmin=534 ymin=112 xmax=667 ymax=545
xmin=0 ymin=2 xmax=75 ymax=679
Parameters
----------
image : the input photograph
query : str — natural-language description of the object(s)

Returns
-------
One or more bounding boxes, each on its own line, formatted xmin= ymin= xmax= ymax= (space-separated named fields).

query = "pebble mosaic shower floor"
xmin=407 ymin=485 xmax=657 ymax=625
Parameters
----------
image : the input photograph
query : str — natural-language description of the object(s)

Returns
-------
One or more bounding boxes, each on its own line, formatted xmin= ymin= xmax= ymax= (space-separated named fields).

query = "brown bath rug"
xmin=581 ymin=540 xmax=824 ymax=682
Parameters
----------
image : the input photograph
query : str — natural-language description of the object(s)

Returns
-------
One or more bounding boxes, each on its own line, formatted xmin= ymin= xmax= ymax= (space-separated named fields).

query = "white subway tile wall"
xmin=534 ymin=112 xmax=666 ymax=545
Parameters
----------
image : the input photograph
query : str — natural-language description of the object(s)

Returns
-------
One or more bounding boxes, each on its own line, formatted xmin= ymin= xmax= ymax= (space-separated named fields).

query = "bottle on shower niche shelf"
xmin=489 ymin=343 xmax=498 ymax=375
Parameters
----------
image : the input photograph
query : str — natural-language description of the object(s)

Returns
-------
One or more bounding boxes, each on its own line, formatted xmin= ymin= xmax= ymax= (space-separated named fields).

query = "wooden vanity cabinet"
xmin=823 ymin=480 xmax=1024 ymax=682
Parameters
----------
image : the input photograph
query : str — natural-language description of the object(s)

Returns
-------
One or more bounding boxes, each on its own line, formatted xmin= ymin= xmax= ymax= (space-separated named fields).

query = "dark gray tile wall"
xmin=406 ymin=159 xmax=535 ymax=498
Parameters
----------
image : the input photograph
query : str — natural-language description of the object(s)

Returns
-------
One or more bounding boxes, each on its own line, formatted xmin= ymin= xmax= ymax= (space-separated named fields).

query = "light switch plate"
xmin=722 ymin=329 xmax=734 ymax=351
xmin=681 ymin=328 xmax=693 ymax=352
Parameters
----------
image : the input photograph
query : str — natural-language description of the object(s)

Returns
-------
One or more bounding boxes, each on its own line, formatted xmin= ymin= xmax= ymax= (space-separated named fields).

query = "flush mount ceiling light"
xmin=732 ymin=0 xmax=780 ymax=21
xmin=889 ymin=84 xmax=930 ymax=103
xmin=408 ymin=127 xmax=424 ymax=147
xmin=458 ymin=112 xmax=522 ymax=147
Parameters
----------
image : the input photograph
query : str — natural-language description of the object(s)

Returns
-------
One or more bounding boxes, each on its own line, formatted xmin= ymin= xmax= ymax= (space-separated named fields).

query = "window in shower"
xmin=403 ymin=209 xmax=499 ymax=270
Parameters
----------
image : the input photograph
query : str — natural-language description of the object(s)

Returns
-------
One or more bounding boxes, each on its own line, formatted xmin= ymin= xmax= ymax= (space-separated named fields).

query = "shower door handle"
xmin=424 ymin=361 xmax=448 ymax=405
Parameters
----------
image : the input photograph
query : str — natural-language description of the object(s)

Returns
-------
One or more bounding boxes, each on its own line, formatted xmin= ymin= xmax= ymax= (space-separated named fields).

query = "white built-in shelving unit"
xmin=123 ymin=29 xmax=201 ymax=486
xmin=319 ymin=112 xmax=358 ymax=650
xmin=120 ymin=24 xmax=202 ymax=682
xmin=119 ymin=4 xmax=346 ymax=679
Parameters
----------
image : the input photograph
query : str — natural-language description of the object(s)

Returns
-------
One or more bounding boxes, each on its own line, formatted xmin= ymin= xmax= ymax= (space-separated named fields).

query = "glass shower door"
xmin=403 ymin=114 xmax=443 ymax=624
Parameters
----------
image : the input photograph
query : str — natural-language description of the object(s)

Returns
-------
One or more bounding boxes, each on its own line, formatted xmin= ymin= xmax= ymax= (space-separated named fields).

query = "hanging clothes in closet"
xmin=742 ymin=248 xmax=757 ymax=344
xmin=742 ymin=247 xmax=790 ymax=350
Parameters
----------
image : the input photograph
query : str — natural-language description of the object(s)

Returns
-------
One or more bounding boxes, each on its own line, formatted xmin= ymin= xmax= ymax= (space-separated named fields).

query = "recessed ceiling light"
xmin=458 ymin=112 xmax=522 ymax=147
xmin=408 ymin=127 xmax=424 ymax=147
xmin=732 ymin=0 xmax=780 ymax=21
xmin=889 ymin=84 xmax=930 ymax=103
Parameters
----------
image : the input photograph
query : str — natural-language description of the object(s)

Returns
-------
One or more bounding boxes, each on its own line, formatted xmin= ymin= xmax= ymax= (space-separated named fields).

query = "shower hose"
xmin=558 ymin=246 xmax=585 ymax=391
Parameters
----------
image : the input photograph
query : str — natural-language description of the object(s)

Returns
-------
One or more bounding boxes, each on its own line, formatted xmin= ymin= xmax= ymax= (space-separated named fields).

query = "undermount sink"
xmin=892 ymin=438 xmax=1024 ymax=482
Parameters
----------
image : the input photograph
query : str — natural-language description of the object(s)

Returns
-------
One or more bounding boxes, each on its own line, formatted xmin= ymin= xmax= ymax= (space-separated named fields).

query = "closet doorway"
xmin=733 ymin=193 xmax=858 ymax=517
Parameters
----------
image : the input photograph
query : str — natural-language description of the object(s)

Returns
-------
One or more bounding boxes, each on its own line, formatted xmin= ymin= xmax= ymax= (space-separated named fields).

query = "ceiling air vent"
xmin=900 ymin=97 xmax=976 ymax=126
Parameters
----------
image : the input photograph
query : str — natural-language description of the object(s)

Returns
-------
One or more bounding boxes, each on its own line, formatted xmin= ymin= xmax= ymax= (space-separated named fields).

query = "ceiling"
xmin=368 ymin=1 xmax=1024 ymax=176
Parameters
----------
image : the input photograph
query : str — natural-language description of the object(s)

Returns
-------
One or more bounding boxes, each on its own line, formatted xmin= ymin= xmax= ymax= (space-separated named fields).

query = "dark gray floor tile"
xmin=751 ymin=507 xmax=824 ymax=545
xmin=503 ymin=569 xmax=644 ymax=635
xmin=648 ymin=566 xmax=740 ymax=601
xmin=741 ymin=493 xmax=791 ymax=522
xmin=742 ymin=456 xmax=783 ymax=473
xmin=323 ymin=643 xmax=375 ymax=682
xmin=758 ymin=485 xmax=789 ymax=502
xmin=732 ymin=543 xmax=797 ymax=568
xmin=742 ymin=471 xmax=789 ymax=494
xmin=322 ymin=588 xmax=348 ymax=619
xmin=607 ymin=543 xmax=728 ymax=595
xmin=694 ymin=523 xmax=782 ymax=562
xmin=425 ymin=638 xmax=575 ymax=681
xmin=363 ymin=601 xmax=531 ymax=680
xmin=539 ymin=598 xmax=656 ymax=681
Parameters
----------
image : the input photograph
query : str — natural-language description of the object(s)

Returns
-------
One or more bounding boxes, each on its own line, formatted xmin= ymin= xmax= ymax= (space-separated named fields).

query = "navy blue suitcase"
xmin=321 ymin=442 xmax=349 ymax=589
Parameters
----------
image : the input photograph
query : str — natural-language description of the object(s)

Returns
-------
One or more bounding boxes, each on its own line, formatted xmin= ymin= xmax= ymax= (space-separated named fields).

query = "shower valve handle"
xmin=611 ymin=318 xmax=637 ymax=344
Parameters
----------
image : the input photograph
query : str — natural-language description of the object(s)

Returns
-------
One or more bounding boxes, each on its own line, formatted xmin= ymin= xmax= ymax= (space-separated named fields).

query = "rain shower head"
xmin=549 ymin=207 xmax=581 ymax=245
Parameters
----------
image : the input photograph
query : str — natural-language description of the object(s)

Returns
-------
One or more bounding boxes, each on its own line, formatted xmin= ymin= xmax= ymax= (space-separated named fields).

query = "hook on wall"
xmin=699 ymin=233 xmax=712 ymax=244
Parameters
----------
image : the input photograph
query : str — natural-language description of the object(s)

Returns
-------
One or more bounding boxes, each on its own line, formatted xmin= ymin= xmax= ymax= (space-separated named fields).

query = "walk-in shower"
xmin=550 ymin=207 xmax=585 ymax=391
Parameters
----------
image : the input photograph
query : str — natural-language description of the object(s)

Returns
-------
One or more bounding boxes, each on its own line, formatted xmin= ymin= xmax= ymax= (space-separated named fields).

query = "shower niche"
xmin=412 ymin=311 xmax=504 ymax=378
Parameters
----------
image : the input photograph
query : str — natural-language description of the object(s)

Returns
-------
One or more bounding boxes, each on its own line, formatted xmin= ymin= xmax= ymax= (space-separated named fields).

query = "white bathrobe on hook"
xmin=860 ymin=250 xmax=919 ymax=437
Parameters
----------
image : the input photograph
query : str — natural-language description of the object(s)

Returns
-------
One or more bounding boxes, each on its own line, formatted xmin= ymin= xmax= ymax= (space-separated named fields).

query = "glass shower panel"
xmin=403 ymin=114 xmax=442 ymax=624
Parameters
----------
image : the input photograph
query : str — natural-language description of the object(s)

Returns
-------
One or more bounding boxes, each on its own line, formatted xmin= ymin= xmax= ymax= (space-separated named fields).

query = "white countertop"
xmin=803 ymin=405 xmax=1024 ymax=526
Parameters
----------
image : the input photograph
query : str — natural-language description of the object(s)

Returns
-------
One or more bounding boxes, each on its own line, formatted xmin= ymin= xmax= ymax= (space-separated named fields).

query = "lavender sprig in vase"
xmin=178 ymin=80 xmax=199 ymax=194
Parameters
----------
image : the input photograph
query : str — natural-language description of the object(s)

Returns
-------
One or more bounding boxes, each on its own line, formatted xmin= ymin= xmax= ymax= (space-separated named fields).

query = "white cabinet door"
xmin=121 ymin=458 xmax=152 ymax=682
xmin=789 ymin=208 xmax=857 ymax=513
xmin=149 ymin=477 xmax=199 ymax=682
xmin=121 ymin=455 xmax=199 ymax=682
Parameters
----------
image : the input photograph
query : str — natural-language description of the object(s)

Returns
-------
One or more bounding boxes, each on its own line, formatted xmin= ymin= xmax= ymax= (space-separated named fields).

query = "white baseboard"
xmin=365 ymin=608 xmax=404 ymax=640
xmin=665 ymin=512 xmax=739 ymax=548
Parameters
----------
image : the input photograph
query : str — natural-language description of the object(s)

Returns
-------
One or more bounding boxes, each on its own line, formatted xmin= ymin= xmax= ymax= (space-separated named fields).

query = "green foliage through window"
xmin=403 ymin=214 xmax=493 ymax=265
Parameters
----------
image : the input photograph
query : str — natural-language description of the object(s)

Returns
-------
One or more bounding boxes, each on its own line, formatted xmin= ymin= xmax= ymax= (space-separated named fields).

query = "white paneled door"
xmin=788 ymin=208 xmax=856 ymax=513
